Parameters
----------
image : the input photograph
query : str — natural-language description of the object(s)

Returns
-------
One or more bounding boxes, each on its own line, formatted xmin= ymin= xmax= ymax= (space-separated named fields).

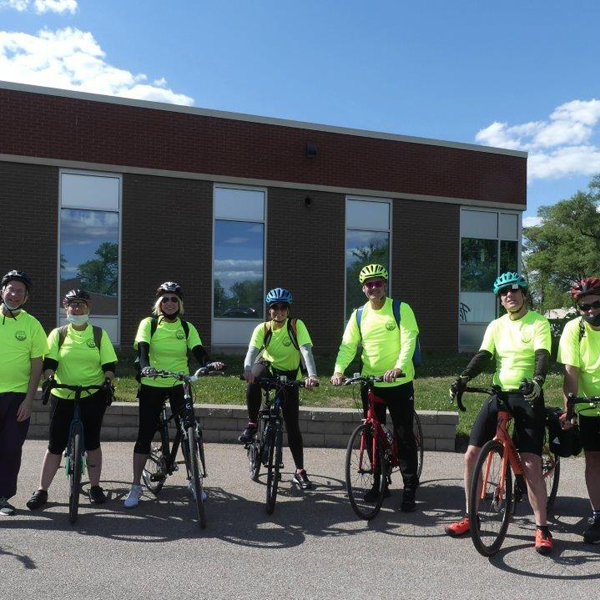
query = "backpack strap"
xmin=58 ymin=324 xmax=103 ymax=351
xmin=149 ymin=317 xmax=159 ymax=339
xmin=287 ymin=318 xmax=300 ymax=351
xmin=580 ymin=317 xmax=586 ymax=343
xmin=57 ymin=325 xmax=70 ymax=350
xmin=180 ymin=319 xmax=190 ymax=340
xmin=355 ymin=305 xmax=365 ymax=337
xmin=392 ymin=298 xmax=401 ymax=328
xmin=263 ymin=321 xmax=273 ymax=348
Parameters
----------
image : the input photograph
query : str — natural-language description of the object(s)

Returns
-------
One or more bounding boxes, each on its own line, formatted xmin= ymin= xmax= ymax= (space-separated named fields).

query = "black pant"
xmin=246 ymin=362 xmax=304 ymax=470
xmin=361 ymin=381 xmax=419 ymax=489
xmin=0 ymin=392 xmax=30 ymax=500
xmin=134 ymin=384 xmax=185 ymax=454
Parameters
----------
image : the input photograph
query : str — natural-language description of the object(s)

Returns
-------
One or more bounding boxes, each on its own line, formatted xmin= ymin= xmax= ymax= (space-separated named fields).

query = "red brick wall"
xmin=0 ymin=87 xmax=526 ymax=207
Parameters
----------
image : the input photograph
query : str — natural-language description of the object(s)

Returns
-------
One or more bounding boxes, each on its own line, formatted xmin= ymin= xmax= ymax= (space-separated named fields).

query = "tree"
xmin=524 ymin=174 xmax=600 ymax=311
xmin=77 ymin=242 xmax=118 ymax=295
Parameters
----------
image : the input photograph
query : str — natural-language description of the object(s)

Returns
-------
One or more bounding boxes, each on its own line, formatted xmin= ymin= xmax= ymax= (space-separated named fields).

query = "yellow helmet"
xmin=359 ymin=264 xmax=388 ymax=284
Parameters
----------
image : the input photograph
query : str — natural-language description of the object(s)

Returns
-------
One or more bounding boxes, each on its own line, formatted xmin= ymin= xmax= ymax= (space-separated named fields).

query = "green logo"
xmin=15 ymin=330 xmax=27 ymax=341
xmin=176 ymin=330 xmax=185 ymax=340
xmin=86 ymin=340 xmax=97 ymax=348
xmin=282 ymin=339 xmax=292 ymax=347
xmin=386 ymin=321 xmax=396 ymax=331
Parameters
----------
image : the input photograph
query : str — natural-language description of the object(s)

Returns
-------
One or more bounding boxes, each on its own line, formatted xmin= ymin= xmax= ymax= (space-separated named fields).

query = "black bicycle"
xmin=41 ymin=378 xmax=113 ymax=524
xmin=243 ymin=376 xmax=314 ymax=514
xmin=141 ymin=366 xmax=223 ymax=529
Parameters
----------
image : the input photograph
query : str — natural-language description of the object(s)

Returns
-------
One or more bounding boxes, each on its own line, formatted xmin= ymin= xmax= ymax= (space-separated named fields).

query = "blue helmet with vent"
xmin=265 ymin=287 xmax=293 ymax=306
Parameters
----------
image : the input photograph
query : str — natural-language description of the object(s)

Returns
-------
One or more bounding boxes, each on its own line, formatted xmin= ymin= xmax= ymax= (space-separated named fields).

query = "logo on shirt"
xmin=386 ymin=321 xmax=396 ymax=331
xmin=176 ymin=330 xmax=185 ymax=340
xmin=282 ymin=339 xmax=291 ymax=347
xmin=86 ymin=340 xmax=97 ymax=348
xmin=521 ymin=326 xmax=533 ymax=344
xmin=14 ymin=330 xmax=27 ymax=341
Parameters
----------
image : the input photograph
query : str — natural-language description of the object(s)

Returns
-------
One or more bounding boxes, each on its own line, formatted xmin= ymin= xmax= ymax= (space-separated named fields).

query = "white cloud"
xmin=476 ymin=99 xmax=600 ymax=181
xmin=0 ymin=27 xmax=194 ymax=106
xmin=522 ymin=216 xmax=542 ymax=227
xmin=0 ymin=0 xmax=77 ymax=13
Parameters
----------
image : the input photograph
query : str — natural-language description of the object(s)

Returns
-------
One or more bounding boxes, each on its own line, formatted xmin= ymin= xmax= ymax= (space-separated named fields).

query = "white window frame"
xmin=57 ymin=169 xmax=122 ymax=345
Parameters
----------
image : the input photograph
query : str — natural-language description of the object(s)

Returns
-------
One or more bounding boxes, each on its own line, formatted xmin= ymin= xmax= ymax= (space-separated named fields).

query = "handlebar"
xmin=342 ymin=373 xmax=405 ymax=386
xmin=148 ymin=365 xmax=226 ymax=383
xmin=239 ymin=374 xmax=318 ymax=389
xmin=452 ymin=385 xmax=500 ymax=413
xmin=41 ymin=377 xmax=106 ymax=405
xmin=566 ymin=393 xmax=600 ymax=420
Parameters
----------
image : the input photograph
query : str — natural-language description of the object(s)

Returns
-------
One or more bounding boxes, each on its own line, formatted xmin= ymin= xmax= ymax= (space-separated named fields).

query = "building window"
xmin=345 ymin=198 xmax=391 ymax=319
xmin=59 ymin=171 xmax=121 ymax=343
xmin=213 ymin=186 xmax=265 ymax=320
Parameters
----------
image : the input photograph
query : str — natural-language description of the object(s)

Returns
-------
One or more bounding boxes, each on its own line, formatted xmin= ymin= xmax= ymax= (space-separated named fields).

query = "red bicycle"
xmin=344 ymin=374 xmax=423 ymax=520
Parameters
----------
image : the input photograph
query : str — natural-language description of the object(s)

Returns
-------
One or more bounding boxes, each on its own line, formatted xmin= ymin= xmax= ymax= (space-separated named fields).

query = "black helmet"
xmin=1 ymin=270 xmax=32 ymax=292
xmin=156 ymin=281 xmax=183 ymax=298
xmin=63 ymin=289 xmax=91 ymax=305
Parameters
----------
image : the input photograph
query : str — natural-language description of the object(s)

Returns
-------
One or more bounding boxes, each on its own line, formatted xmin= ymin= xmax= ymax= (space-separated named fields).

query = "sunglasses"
xmin=269 ymin=303 xmax=289 ymax=311
xmin=364 ymin=280 xmax=384 ymax=289
xmin=579 ymin=299 xmax=600 ymax=311
xmin=160 ymin=296 xmax=179 ymax=304
xmin=498 ymin=287 xmax=521 ymax=297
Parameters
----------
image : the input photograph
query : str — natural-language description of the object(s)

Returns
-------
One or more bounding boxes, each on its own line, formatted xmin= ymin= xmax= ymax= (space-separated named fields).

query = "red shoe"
xmin=535 ymin=529 xmax=553 ymax=555
xmin=445 ymin=516 xmax=470 ymax=537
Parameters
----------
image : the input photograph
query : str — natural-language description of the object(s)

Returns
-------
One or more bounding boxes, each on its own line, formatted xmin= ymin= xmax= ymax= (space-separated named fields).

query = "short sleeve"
xmin=249 ymin=323 xmax=265 ymax=349
xmin=46 ymin=328 xmax=60 ymax=361
xmin=134 ymin=318 xmax=152 ymax=349
xmin=557 ymin=319 xmax=580 ymax=368
xmin=99 ymin=329 xmax=118 ymax=365
xmin=31 ymin=321 xmax=49 ymax=359
xmin=186 ymin=322 xmax=203 ymax=349
xmin=479 ymin=321 xmax=496 ymax=354
xmin=533 ymin=316 xmax=552 ymax=352
xmin=295 ymin=320 xmax=312 ymax=346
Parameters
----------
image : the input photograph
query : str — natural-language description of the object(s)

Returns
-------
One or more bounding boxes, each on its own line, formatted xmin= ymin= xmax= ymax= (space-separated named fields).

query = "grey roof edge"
xmin=0 ymin=80 xmax=528 ymax=159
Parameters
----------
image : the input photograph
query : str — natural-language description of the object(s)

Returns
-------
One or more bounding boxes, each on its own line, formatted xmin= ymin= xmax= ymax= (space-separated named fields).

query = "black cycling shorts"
xmin=48 ymin=390 xmax=107 ymax=454
xmin=469 ymin=391 xmax=545 ymax=456
xmin=579 ymin=414 xmax=600 ymax=452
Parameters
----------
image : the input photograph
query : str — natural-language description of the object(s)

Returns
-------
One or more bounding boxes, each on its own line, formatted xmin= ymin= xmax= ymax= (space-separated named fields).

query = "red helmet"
xmin=570 ymin=277 xmax=600 ymax=300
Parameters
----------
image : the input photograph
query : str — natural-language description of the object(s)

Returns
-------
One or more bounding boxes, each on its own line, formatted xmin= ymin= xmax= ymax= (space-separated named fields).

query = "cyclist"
xmin=557 ymin=277 xmax=600 ymax=543
xmin=240 ymin=287 xmax=319 ymax=490
xmin=0 ymin=270 xmax=47 ymax=516
xmin=26 ymin=289 xmax=117 ymax=510
xmin=446 ymin=271 xmax=553 ymax=554
xmin=331 ymin=264 xmax=420 ymax=512
xmin=124 ymin=282 xmax=224 ymax=508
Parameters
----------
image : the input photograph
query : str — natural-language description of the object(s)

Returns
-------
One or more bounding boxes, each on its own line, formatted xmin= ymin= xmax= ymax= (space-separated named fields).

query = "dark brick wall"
xmin=266 ymin=188 xmax=346 ymax=353
xmin=390 ymin=200 xmax=460 ymax=351
xmin=0 ymin=87 xmax=526 ymax=207
xmin=0 ymin=162 xmax=58 ymax=332
xmin=121 ymin=174 xmax=213 ymax=348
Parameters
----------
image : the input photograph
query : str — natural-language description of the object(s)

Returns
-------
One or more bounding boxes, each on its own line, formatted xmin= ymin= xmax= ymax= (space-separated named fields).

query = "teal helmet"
xmin=493 ymin=272 xmax=528 ymax=295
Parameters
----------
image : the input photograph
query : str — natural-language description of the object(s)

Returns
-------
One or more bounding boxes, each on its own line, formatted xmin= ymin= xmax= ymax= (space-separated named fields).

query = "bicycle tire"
xmin=248 ymin=439 xmax=261 ymax=481
xmin=345 ymin=423 xmax=386 ymax=521
xmin=541 ymin=441 xmax=560 ymax=511
xmin=187 ymin=425 xmax=207 ymax=529
xmin=265 ymin=426 xmax=282 ymax=515
xmin=413 ymin=410 xmax=424 ymax=480
xmin=469 ymin=439 xmax=512 ymax=557
xmin=68 ymin=422 xmax=84 ymax=524
xmin=142 ymin=441 xmax=167 ymax=495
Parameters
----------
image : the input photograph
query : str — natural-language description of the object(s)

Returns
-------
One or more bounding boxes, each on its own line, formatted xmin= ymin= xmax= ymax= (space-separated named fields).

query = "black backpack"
xmin=260 ymin=318 xmax=307 ymax=375
xmin=58 ymin=324 xmax=103 ymax=351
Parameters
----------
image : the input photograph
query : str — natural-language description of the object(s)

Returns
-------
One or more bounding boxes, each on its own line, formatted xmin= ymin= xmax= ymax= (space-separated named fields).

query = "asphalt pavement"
xmin=1 ymin=440 xmax=599 ymax=600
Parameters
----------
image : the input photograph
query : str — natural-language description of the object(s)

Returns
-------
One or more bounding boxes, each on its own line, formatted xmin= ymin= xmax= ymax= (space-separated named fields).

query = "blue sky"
xmin=1 ymin=0 xmax=599 ymax=223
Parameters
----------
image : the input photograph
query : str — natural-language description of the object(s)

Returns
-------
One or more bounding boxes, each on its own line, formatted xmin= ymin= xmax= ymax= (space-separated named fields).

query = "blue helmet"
xmin=265 ymin=287 xmax=293 ymax=306
xmin=493 ymin=272 xmax=528 ymax=295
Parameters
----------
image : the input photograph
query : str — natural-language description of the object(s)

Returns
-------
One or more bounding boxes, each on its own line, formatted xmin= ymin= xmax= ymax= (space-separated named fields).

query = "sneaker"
xmin=293 ymin=469 xmax=313 ymax=490
xmin=188 ymin=480 xmax=207 ymax=501
xmin=583 ymin=517 xmax=600 ymax=544
xmin=123 ymin=485 xmax=143 ymax=508
xmin=26 ymin=489 xmax=48 ymax=510
xmin=535 ymin=529 xmax=553 ymax=555
xmin=0 ymin=498 xmax=16 ymax=516
xmin=401 ymin=487 xmax=417 ymax=512
xmin=89 ymin=485 xmax=107 ymax=504
xmin=363 ymin=484 xmax=391 ymax=503
xmin=238 ymin=423 xmax=258 ymax=444
xmin=445 ymin=516 xmax=471 ymax=537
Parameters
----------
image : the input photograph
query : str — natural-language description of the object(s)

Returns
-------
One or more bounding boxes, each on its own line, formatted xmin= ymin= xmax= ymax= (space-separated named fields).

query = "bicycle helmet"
xmin=570 ymin=277 xmax=600 ymax=300
xmin=493 ymin=272 xmax=528 ymax=295
xmin=359 ymin=264 xmax=388 ymax=285
xmin=1 ymin=269 xmax=32 ymax=292
xmin=63 ymin=289 xmax=91 ymax=305
xmin=265 ymin=287 xmax=293 ymax=306
xmin=156 ymin=281 xmax=183 ymax=298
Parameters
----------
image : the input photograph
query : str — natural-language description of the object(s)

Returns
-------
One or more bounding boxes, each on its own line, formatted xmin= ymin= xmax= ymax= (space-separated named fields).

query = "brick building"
xmin=0 ymin=81 xmax=526 ymax=353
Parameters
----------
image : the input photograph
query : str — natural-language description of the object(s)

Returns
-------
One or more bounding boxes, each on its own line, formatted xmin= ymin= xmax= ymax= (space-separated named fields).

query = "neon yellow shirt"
xmin=0 ymin=309 xmax=48 ymax=394
xmin=557 ymin=317 xmax=600 ymax=417
xmin=46 ymin=325 xmax=118 ymax=400
xmin=249 ymin=319 xmax=312 ymax=373
xmin=334 ymin=298 xmax=419 ymax=388
xmin=134 ymin=317 xmax=202 ymax=388
xmin=480 ymin=310 xmax=551 ymax=392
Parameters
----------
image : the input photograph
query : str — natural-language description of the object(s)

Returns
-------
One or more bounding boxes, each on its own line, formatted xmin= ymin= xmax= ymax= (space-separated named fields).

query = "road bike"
xmin=343 ymin=374 xmax=424 ymax=520
xmin=141 ymin=366 xmax=223 ymax=529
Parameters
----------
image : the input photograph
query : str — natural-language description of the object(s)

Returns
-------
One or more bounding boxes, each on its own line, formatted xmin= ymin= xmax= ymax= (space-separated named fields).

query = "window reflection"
xmin=461 ymin=238 xmax=498 ymax=292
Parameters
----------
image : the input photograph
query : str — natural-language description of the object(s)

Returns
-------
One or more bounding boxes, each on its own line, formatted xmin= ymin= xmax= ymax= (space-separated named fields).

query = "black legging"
xmin=361 ymin=381 xmax=419 ymax=489
xmin=246 ymin=362 xmax=304 ymax=470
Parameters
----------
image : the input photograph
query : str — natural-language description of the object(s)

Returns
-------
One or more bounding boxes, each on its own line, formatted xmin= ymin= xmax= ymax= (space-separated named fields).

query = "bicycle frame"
xmin=362 ymin=387 xmax=399 ymax=471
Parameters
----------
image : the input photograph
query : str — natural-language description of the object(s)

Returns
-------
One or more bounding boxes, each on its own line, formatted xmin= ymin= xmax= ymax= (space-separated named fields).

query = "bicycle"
xmin=41 ymin=378 xmax=113 ymax=524
xmin=243 ymin=375 xmax=314 ymax=514
xmin=343 ymin=374 xmax=424 ymax=521
xmin=453 ymin=385 xmax=560 ymax=557
xmin=141 ymin=366 xmax=224 ymax=529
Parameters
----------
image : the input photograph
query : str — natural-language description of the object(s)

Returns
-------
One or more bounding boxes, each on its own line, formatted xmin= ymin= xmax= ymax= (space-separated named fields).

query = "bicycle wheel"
xmin=248 ymin=439 xmax=261 ymax=481
xmin=68 ymin=422 xmax=83 ymax=524
xmin=142 ymin=441 xmax=167 ymax=495
xmin=413 ymin=410 xmax=424 ymax=480
xmin=345 ymin=423 xmax=387 ymax=521
xmin=187 ymin=425 xmax=207 ymax=529
xmin=265 ymin=426 xmax=282 ymax=515
xmin=469 ymin=439 xmax=512 ymax=557
xmin=541 ymin=442 xmax=560 ymax=511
